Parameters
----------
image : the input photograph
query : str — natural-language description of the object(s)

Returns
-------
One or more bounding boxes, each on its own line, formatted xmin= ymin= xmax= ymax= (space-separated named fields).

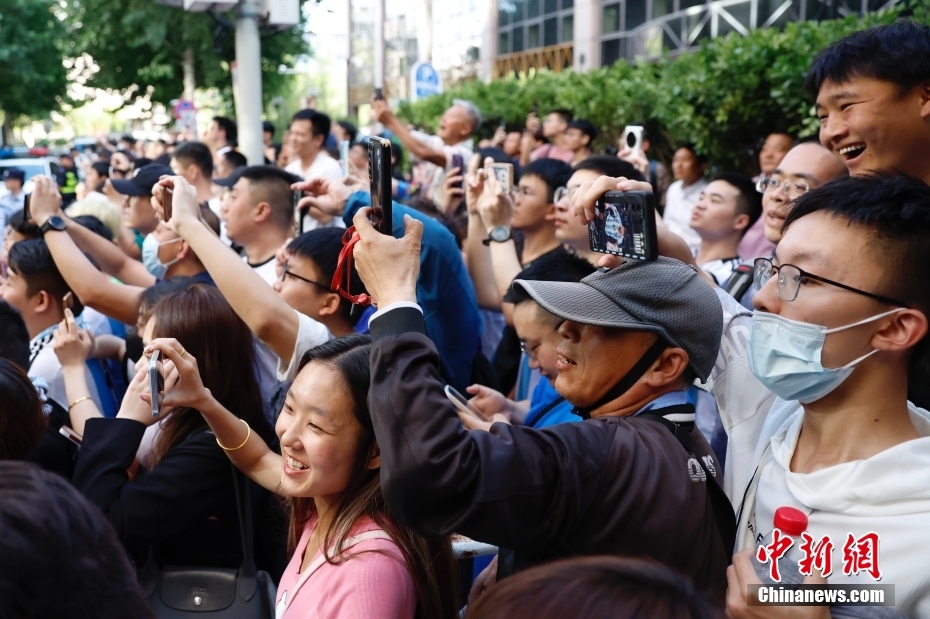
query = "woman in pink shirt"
xmin=144 ymin=334 xmax=459 ymax=619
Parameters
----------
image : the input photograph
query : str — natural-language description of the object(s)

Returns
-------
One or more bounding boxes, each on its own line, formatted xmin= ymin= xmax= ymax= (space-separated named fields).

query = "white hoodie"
xmin=710 ymin=289 xmax=930 ymax=619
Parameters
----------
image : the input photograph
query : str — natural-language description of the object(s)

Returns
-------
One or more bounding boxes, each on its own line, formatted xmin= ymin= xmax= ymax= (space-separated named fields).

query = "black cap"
xmin=2 ymin=168 xmax=25 ymax=182
xmin=110 ymin=164 xmax=174 ymax=197
xmin=213 ymin=166 xmax=247 ymax=188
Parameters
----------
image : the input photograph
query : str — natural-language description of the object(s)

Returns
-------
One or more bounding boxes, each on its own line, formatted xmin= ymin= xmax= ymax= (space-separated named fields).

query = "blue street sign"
xmin=411 ymin=61 xmax=443 ymax=101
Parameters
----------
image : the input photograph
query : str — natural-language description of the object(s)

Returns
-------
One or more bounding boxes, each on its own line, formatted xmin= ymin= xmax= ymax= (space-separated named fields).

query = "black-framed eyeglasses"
xmin=281 ymin=262 xmax=332 ymax=293
xmin=753 ymin=257 xmax=906 ymax=307
xmin=519 ymin=323 xmax=563 ymax=359
xmin=755 ymin=176 xmax=810 ymax=198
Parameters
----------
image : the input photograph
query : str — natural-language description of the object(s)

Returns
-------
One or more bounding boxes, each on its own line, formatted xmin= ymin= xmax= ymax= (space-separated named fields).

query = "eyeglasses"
xmin=753 ymin=257 xmax=906 ymax=306
xmin=553 ymin=185 xmax=580 ymax=205
xmin=519 ymin=323 xmax=563 ymax=360
xmin=281 ymin=262 xmax=332 ymax=293
xmin=755 ymin=176 xmax=810 ymax=198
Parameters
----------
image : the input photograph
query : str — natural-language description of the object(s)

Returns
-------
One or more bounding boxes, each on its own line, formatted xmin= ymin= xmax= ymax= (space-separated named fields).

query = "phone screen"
xmin=588 ymin=191 xmax=658 ymax=261
xmin=450 ymin=154 xmax=464 ymax=190
xmin=488 ymin=163 xmax=514 ymax=194
xmin=23 ymin=194 xmax=31 ymax=223
xmin=444 ymin=385 xmax=485 ymax=417
xmin=149 ymin=351 xmax=164 ymax=417
xmin=368 ymin=137 xmax=394 ymax=236
xmin=161 ymin=186 xmax=173 ymax=221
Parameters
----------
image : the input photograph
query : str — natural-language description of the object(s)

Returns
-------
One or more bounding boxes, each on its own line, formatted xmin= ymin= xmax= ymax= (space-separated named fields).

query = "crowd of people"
xmin=1 ymin=18 xmax=929 ymax=619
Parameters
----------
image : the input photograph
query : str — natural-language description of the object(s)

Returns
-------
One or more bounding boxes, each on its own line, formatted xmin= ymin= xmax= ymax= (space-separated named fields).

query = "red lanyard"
xmin=330 ymin=226 xmax=371 ymax=306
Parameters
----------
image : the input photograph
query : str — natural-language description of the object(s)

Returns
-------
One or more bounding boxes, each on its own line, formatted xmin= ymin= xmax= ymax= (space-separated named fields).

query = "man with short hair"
xmin=216 ymin=150 xmax=247 ymax=181
xmin=523 ymin=109 xmax=574 ymax=165
xmin=563 ymin=120 xmax=597 ymax=165
xmin=808 ymin=20 xmax=930 ymax=185
xmin=0 ymin=238 xmax=100 ymax=409
xmin=372 ymin=98 xmax=479 ymax=206
xmin=690 ymin=171 xmax=762 ymax=285
xmin=350 ymin=215 xmax=732 ymax=600
xmin=1 ymin=169 xmax=27 ymax=229
xmin=170 ymin=142 xmax=215 ymax=204
xmin=204 ymin=116 xmax=237 ymax=160
xmin=221 ymin=166 xmax=299 ymax=284
xmin=284 ymin=109 xmax=344 ymax=230
xmin=738 ymin=133 xmax=794 ymax=260
xmin=262 ymin=121 xmax=277 ymax=163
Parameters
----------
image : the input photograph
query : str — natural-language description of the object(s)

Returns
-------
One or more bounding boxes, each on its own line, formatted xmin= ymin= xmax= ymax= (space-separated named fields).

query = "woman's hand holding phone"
xmin=52 ymin=308 xmax=93 ymax=369
xmin=142 ymin=338 xmax=214 ymax=415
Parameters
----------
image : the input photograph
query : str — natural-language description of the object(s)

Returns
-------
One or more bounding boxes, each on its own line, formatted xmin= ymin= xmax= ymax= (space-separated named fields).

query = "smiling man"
xmin=808 ymin=20 xmax=930 ymax=183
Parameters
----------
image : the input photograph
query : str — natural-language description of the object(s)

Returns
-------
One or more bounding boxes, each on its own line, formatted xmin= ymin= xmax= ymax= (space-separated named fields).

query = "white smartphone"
xmin=487 ymin=163 xmax=514 ymax=194
xmin=149 ymin=350 xmax=163 ymax=417
xmin=622 ymin=125 xmax=644 ymax=155
xmin=59 ymin=425 xmax=83 ymax=448
xmin=444 ymin=385 xmax=486 ymax=418
xmin=340 ymin=140 xmax=350 ymax=175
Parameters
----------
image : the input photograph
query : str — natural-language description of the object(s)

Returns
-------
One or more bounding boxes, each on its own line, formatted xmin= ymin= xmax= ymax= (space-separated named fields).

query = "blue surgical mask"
xmin=142 ymin=234 xmax=182 ymax=279
xmin=748 ymin=308 xmax=904 ymax=403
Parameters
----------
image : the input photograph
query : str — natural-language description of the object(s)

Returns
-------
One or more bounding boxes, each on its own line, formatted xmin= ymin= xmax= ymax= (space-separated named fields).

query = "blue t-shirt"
xmin=344 ymin=192 xmax=483 ymax=392
xmin=525 ymin=378 xmax=580 ymax=428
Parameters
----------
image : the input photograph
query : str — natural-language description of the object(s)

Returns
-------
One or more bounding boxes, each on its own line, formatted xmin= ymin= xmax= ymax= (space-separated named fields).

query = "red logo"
xmin=842 ymin=532 xmax=882 ymax=580
xmin=756 ymin=528 xmax=794 ymax=582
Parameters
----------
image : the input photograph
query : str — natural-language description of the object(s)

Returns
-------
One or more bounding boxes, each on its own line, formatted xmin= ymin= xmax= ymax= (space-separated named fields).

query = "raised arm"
xmin=52 ymin=309 xmax=103 ymax=436
xmin=477 ymin=175 xmax=523 ymax=320
xmin=372 ymin=99 xmax=447 ymax=168
xmin=154 ymin=176 xmax=303 ymax=365
xmin=65 ymin=217 xmax=155 ymax=287
xmin=463 ymin=169 xmax=503 ymax=310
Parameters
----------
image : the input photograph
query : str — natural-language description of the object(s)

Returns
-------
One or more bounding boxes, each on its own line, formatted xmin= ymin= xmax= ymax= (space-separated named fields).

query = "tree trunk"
xmin=183 ymin=47 xmax=196 ymax=101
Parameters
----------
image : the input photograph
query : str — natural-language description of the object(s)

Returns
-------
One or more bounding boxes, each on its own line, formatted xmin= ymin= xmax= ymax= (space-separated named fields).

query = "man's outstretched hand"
xmin=292 ymin=177 xmax=352 ymax=218
xmin=352 ymin=208 xmax=422 ymax=308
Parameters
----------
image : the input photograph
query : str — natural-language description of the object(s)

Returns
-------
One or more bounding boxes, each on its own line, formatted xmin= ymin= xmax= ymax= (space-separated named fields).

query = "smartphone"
xmin=622 ymin=125 xmax=645 ymax=155
xmin=450 ymin=154 xmax=465 ymax=190
xmin=444 ymin=385 xmax=486 ymax=418
xmin=340 ymin=140 xmax=350 ymax=175
xmin=368 ymin=137 xmax=394 ymax=236
xmin=374 ymin=87 xmax=384 ymax=101
xmin=23 ymin=193 xmax=31 ymax=222
xmin=149 ymin=350 xmax=164 ymax=417
xmin=292 ymin=190 xmax=304 ymax=237
xmin=161 ymin=186 xmax=173 ymax=221
xmin=487 ymin=163 xmax=514 ymax=194
xmin=588 ymin=190 xmax=658 ymax=261
xmin=59 ymin=425 xmax=83 ymax=448
xmin=62 ymin=292 xmax=74 ymax=311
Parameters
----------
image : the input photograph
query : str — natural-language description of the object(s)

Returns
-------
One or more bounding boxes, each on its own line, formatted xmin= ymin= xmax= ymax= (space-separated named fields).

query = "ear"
xmin=644 ymin=347 xmax=691 ymax=389
xmin=733 ymin=213 xmax=750 ymax=232
xmin=253 ymin=201 xmax=272 ymax=224
xmin=919 ymin=80 xmax=930 ymax=120
xmin=365 ymin=441 xmax=381 ymax=470
xmin=316 ymin=291 xmax=343 ymax=318
xmin=872 ymin=309 xmax=929 ymax=353
xmin=33 ymin=290 xmax=53 ymax=316
xmin=176 ymin=239 xmax=193 ymax=261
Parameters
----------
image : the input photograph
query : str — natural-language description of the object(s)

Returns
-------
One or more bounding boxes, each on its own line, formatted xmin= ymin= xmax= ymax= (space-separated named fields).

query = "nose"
xmin=752 ymin=271 xmax=782 ymax=314
xmin=277 ymin=417 xmax=303 ymax=450
xmin=272 ymin=278 xmax=283 ymax=293
xmin=819 ymin=113 xmax=847 ymax=150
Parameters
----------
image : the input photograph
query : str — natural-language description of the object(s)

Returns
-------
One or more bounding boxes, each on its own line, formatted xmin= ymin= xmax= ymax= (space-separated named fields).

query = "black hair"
xmin=573 ymin=155 xmax=645 ymax=182
xmin=336 ymin=120 xmax=358 ymax=144
xmin=120 ymin=134 xmax=137 ymax=146
xmin=137 ymin=276 xmax=197 ymax=324
xmin=262 ymin=121 xmax=275 ymax=136
xmin=675 ymin=143 xmax=708 ymax=164
xmin=172 ymin=141 xmax=214 ymax=178
xmin=0 ymin=301 xmax=29 ymax=371
xmin=238 ymin=165 xmax=302 ymax=231
xmin=291 ymin=109 xmax=332 ymax=141
xmin=71 ymin=215 xmax=113 ymax=242
xmin=804 ymin=20 xmax=930 ymax=99
xmin=8 ymin=209 xmax=40 ymax=239
xmin=222 ymin=150 xmax=248 ymax=170
xmin=0 ymin=360 xmax=46 ymax=460
xmin=289 ymin=228 xmax=367 ymax=326
xmin=212 ymin=116 xmax=238 ymax=145
xmin=91 ymin=160 xmax=110 ymax=178
xmin=567 ymin=119 xmax=598 ymax=144
xmin=783 ymin=173 xmax=930 ymax=406
xmin=8 ymin=239 xmax=83 ymax=317
xmin=521 ymin=158 xmax=574 ymax=203
xmin=476 ymin=146 xmax=512 ymax=165
xmin=503 ymin=252 xmax=596 ymax=305
xmin=710 ymin=171 xmax=763 ymax=232
xmin=0 ymin=461 xmax=154 ymax=618
xmin=548 ymin=108 xmax=574 ymax=124
xmin=390 ymin=138 xmax=405 ymax=174
xmin=198 ymin=203 xmax=221 ymax=237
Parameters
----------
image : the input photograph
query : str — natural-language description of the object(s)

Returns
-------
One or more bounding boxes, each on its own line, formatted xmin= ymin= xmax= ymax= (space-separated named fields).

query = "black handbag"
xmin=137 ymin=466 xmax=278 ymax=618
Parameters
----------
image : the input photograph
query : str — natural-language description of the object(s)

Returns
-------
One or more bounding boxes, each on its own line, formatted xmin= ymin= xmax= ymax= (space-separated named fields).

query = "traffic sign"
xmin=410 ymin=61 xmax=443 ymax=101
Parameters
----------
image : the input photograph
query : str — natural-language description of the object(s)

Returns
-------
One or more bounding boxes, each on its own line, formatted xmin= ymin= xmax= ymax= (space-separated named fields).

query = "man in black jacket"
xmin=349 ymin=209 xmax=733 ymax=601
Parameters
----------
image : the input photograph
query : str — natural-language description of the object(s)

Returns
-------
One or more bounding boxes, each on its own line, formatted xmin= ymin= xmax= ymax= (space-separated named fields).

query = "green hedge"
xmin=397 ymin=6 xmax=926 ymax=170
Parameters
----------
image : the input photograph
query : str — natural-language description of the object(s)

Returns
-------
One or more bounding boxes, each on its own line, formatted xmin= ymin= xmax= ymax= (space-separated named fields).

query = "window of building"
xmin=603 ymin=3 xmax=621 ymax=33
xmin=528 ymin=23 xmax=540 ymax=47
xmin=562 ymin=15 xmax=574 ymax=41
xmin=498 ymin=0 xmax=574 ymax=54
xmin=544 ymin=17 xmax=558 ymax=45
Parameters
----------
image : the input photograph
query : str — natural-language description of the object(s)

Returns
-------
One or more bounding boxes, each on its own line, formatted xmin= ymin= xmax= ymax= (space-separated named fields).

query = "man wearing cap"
xmin=1 ymin=168 xmax=27 ymax=229
xmin=348 ymin=210 xmax=733 ymax=601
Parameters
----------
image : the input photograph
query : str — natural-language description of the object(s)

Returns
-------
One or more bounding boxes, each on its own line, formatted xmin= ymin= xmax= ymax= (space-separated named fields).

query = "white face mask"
xmin=142 ymin=234 xmax=182 ymax=279
xmin=748 ymin=308 xmax=905 ymax=403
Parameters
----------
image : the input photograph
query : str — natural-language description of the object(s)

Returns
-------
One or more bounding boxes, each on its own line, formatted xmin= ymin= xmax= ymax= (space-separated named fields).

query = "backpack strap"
xmin=722 ymin=263 xmax=755 ymax=301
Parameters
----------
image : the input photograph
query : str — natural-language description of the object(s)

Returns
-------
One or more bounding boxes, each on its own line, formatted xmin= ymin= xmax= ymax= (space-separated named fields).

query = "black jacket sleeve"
xmin=368 ymin=308 xmax=615 ymax=551
xmin=72 ymin=418 xmax=236 ymax=548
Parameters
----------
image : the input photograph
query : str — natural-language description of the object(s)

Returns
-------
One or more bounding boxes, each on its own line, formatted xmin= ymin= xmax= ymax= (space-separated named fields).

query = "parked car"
xmin=0 ymin=157 xmax=61 ymax=198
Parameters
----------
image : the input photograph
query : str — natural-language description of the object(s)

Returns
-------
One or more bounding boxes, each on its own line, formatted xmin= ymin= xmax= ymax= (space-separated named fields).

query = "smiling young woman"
xmin=145 ymin=333 xmax=459 ymax=619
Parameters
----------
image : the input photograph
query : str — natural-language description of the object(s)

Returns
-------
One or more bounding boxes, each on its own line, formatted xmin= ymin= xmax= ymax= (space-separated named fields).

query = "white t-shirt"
xmin=207 ymin=196 xmax=232 ymax=246
xmin=28 ymin=328 xmax=102 ymax=410
xmin=663 ymin=179 xmax=706 ymax=251
xmin=276 ymin=311 xmax=331 ymax=382
xmin=408 ymin=131 xmax=474 ymax=207
xmin=285 ymin=154 xmax=345 ymax=232
xmin=246 ymin=255 xmax=279 ymax=286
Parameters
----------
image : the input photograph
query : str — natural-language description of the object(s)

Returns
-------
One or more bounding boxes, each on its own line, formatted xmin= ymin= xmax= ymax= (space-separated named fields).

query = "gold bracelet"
xmin=216 ymin=419 xmax=251 ymax=451
xmin=68 ymin=396 xmax=92 ymax=411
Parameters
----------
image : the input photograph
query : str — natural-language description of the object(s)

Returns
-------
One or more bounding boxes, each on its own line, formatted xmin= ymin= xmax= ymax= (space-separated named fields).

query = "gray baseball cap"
xmin=513 ymin=257 xmax=723 ymax=381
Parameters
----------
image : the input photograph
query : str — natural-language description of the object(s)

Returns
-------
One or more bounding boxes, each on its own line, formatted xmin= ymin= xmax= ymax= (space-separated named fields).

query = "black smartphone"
xmin=588 ymin=191 xmax=658 ymax=261
xmin=374 ymin=87 xmax=385 ymax=101
xmin=368 ymin=136 xmax=393 ymax=236
xmin=450 ymin=154 xmax=464 ymax=190
xmin=23 ymin=193 xmax=31 ymax=222
xmin=149 ymin=350 xmax=164 ymax=417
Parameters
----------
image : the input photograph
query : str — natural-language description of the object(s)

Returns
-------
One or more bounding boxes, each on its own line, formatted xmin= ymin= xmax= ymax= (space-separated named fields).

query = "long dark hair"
xmin=0 ymin=359 xmax=46 ymax=460
xmin=150 ymin=284 xmax=272 ymax=463
xmin=288 ymin=334 xmax=459 ymax=619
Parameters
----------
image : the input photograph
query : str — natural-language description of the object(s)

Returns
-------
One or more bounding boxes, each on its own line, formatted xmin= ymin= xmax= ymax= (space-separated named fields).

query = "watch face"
xmin=491 ymin=226 xmax=510 ymax=242
xmin=48 ymin=216 xmax=66 ymax=230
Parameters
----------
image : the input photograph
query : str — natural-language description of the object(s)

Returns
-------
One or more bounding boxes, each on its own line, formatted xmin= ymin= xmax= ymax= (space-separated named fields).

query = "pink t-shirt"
xmin=530 ymin=144 xmax=574 ymax=163
xmin=274 ymin=515 xmax=415 ymax=619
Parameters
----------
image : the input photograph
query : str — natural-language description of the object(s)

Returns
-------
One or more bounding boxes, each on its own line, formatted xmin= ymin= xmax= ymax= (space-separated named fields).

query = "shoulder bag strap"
xmin=231 ymin=464 xmax=259 ymax=601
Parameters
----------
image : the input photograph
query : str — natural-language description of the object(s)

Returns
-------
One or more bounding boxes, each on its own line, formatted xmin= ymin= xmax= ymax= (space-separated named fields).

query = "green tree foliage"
xmin=0 ymin=0 xmax=68 ymax=123
xmin=398 ymin=8 xmax=925 ymax=170
xmin=62 ymin=0 xmax=308 ymax=108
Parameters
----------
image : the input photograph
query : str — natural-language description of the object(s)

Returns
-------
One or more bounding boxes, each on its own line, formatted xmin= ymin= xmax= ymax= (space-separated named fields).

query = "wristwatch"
xmin=482 ymin=225 xmax=512 ymax=246
xmin=40 ymin=215 xmax=67 ymax=236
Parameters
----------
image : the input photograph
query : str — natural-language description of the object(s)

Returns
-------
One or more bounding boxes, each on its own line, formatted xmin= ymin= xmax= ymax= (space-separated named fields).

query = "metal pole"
xmin=235 ymin=0 xmax=264 ymax=165
xmin=374 ymin=0 xmax=385 ymax=95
